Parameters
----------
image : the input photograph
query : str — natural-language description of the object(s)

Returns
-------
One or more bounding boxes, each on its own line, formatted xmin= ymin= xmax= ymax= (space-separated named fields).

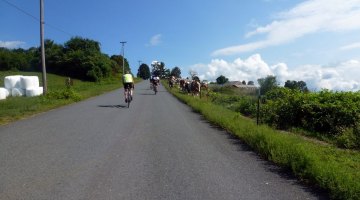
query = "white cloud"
xmin=212 ymin=0 xmax=360 ymax=56
xmin=147 ymin=34 xmax=162 ymax=46
xmin=0 ymin=40 xmax=25 ymax=49
xmin=340 ymin=42 xmax=360 ymax=51
xmin=193 ymin=54 xmax=360 ymax=91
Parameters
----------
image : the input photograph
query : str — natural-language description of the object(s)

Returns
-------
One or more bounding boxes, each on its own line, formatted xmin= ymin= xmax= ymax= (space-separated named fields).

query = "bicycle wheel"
xmin=127 ymin=91 xmax=131 ymax=108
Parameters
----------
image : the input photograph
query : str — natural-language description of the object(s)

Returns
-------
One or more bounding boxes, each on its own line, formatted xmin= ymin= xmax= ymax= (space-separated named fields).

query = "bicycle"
xmin=124 ymin=86 xmax=132 ymax=108
xmin=153 ymin=83 xmax=158 ymax=95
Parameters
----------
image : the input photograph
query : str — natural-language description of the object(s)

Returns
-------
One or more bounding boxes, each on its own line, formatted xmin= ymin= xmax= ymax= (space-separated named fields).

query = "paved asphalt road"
xmin=0 ymin=81 xmax=327 ymax=200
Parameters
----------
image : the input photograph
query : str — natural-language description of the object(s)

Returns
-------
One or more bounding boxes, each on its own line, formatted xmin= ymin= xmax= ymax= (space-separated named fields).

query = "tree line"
xmin=136 ymin=61 xmax=182 ymax=80
xmin=0 ymin=37 xmax=130 ymax=81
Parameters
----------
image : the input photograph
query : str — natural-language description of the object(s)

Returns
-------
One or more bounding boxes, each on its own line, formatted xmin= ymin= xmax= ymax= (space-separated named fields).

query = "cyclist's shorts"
xmin=124 ymin=83 xmax=133 ymax=89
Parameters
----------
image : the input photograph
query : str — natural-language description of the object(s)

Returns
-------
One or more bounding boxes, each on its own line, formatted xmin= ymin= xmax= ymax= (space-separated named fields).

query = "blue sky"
xmin=1 ymin=0 xmax=360 ymax=91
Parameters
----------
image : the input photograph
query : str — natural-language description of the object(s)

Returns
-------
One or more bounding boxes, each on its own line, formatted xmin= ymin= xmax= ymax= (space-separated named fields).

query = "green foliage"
xmin=61 ymin=37 xmax=113 ymax=81
xmin=151 ymin=61 xmax=168 ymax=78
xmin=259 ymin=88 xmax=360 ymax=149
xmin=216 ymin=75 xmax=228 ymax=85
xmin=0 ymin=48 xmax=32 ymax=71
xmin=232 ymin=96 xmax=257 ymax=116
xmin=336 ymin=123 xmax=360 ymax=149
xmin=210 ymin=85 xmax=235 ymax=95
xmin=284 ymin=80 xmax=309 ymax=92
xmin=258 ymin=75 xmax=278 ymax=95
xmin=202 ymin=84 xmax=360 ymax=149
xmin=0 ymin=37 xmax=124 ymax=82
xmin=45 ymin=88 xmax=81 ymax=101
xmin=165 ymin=84 xmax=360 ymax=200
xmin=170 ymin=66 xmax=181 ymax=78
xmin=137 ymin=63 xmax=151 ymax=79
xmin=64 ymin=36 xmax=101 ymax=54
xmin=110 ymin=55 xmax=129 ymax=74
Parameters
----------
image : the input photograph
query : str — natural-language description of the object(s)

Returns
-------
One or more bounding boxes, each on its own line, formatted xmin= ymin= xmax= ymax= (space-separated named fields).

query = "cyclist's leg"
xmin=124 ymin=83 xmax=130 ymax=102
xmin=124 ymin=88 xmax=128 ymax=103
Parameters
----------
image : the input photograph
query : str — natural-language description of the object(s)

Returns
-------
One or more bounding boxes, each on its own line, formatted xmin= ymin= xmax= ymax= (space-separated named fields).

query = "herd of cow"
xmin=168 ymin=76 xmax=208 ymax=97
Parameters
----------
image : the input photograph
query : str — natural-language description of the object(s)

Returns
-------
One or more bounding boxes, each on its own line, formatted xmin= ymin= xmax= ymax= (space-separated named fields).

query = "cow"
xmin=179 ymin=79 xmax=186 ymax=92
xmin=191 ymin=79 xmax=201 ymax=96
xmin=168 ymin=76 xmax=175 ymax=89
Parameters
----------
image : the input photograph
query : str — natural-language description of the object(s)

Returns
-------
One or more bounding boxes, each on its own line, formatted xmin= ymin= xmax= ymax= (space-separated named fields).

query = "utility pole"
xmin=40 ymin=0 xmax=47 ymax=94
xmin=138 ymin=60 xmax=142 ymax=68
xmin=120 ymin=41 xmax=127 ymax=74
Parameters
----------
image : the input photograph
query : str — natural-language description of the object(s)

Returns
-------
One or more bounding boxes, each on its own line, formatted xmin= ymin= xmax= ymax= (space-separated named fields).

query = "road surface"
xmin=0 ymin=81 xmax=327 ymax=199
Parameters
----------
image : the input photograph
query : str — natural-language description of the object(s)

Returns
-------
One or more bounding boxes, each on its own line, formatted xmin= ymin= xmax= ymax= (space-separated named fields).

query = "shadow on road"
xmin=98 ymin=105 xmax=128 ymax=109
xmin=139 ymin=93 xmax=156 ymax=95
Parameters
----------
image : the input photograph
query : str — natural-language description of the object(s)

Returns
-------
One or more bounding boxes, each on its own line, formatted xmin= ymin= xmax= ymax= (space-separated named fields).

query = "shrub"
xmin=44 ymin=88 xmax=81 ymax=101
xmin=233 ymin=96 xmax=257 ymax=116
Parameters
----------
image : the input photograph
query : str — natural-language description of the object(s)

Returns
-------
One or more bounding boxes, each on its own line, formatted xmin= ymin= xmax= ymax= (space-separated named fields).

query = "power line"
xmin=1 ymin=0 xmax=73 ymax=37
xmin=1 ymin=0 xmax=39 ymax=21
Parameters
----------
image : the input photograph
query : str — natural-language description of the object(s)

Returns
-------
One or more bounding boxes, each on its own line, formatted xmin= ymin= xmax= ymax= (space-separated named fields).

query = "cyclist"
xmin=152 ymin=76 xmax=160 ymax=93
xmin=122 ymin=70 xmax=134 ymax=103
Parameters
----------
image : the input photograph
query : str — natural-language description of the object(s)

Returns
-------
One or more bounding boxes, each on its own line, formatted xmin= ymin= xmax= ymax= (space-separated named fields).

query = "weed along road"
xmin=0 ymin=81 xmax=326 ymax=200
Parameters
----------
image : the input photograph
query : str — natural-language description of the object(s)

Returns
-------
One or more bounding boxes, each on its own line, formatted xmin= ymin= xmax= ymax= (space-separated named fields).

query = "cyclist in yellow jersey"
xmin=122 ymin=71 xmax=134 ymax=103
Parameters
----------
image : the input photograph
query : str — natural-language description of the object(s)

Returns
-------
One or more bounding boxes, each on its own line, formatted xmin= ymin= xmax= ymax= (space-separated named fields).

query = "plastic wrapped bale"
xmin=12 ymin=88 xmax=25 ymax=97
xmin=4 ymin=75 xmax=23 ymax=89
xmin=0 ymin=87 xmax=10 ymax=97
xmin=20 ymin=76 xmax=39 ymax=90
xmin=26 ymin=87 xmax=43 ymax=97
xmin=0 ymin=88 xmax=7 ymax=100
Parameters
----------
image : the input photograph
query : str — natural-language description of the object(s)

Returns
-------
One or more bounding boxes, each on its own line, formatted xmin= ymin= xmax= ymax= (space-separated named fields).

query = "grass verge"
xmin=165 ymin=85 xmax=360 ymax=200
xmin=0 ymin=71 xmax=138 ymax=125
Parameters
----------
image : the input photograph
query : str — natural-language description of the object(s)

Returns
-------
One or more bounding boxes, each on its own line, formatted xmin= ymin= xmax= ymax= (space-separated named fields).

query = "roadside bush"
xmin=209 ymin=87 xmax=360 ymax=149
xmin=336 ymin=122 xmax=360 ymax=149
xmin=44 ymin=88 xmax=81 ymax=101
xmin=232 ymin=96 xmax=257 ymax=117
xmin=260 ymin=88 xmax=304 ymax=129
xmin=260 ymin=89 xmax=360 ymax=149
xmin=166 ymin=85 xmax=360 ymax=200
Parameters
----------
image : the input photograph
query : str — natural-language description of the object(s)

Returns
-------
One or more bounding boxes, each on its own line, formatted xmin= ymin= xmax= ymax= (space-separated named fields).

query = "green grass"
xmin=0 ymin=71 xmax=135 ymax=125
xmin=165 ymin=83 xmax=360 ymax=200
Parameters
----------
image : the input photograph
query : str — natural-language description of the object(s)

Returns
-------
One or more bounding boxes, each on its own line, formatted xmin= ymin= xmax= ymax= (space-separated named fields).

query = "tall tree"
xmin=64 ymin=36 xmax=100 ymax=54
xmin=216 ymin=75 xmax=228 ymax=85
xmin=257 ymin=75 xmax=278 ymax=95
xmin=0 ymin=48 xmax=32 ymax=71
xmin=44 ymin=39 xmax=64 ymax=74
xmin=151 ymin=61 xmax=166 ymax=78
xmin=170 ymin=66 xmax=181 ymax=78
xmin=61 ymin=37 xmax=113 ymax=81
xmin=137 ymin=63 xmax=150 ymax=79
xmin=110 ymin=55 xmax=129 ymax=74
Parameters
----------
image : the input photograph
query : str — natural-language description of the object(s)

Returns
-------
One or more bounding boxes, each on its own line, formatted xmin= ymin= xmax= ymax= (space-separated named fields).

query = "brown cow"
xmin=191 ymin=80 xmax=201 ymax=96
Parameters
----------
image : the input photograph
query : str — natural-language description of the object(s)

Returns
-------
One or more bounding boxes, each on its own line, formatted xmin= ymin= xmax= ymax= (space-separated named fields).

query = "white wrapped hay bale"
xmin=26 ymin=87 xmax=43 ymax=97
xmin=0 ymin=88 xmax=7 ymax=100
xmin=0 ymin=87 xmax=10 ymax=97
xmin=20 ymin=76 xmax=39 ymax=90
xmin=4 ymin=75 xmax=23 ymax=89
xmin=12 ymin=88 xmax=25 ymax=97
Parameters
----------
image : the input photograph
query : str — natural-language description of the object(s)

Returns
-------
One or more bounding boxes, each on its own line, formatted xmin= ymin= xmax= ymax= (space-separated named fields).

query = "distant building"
xmin=224 ymin=81 xmax=258 ymax=93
